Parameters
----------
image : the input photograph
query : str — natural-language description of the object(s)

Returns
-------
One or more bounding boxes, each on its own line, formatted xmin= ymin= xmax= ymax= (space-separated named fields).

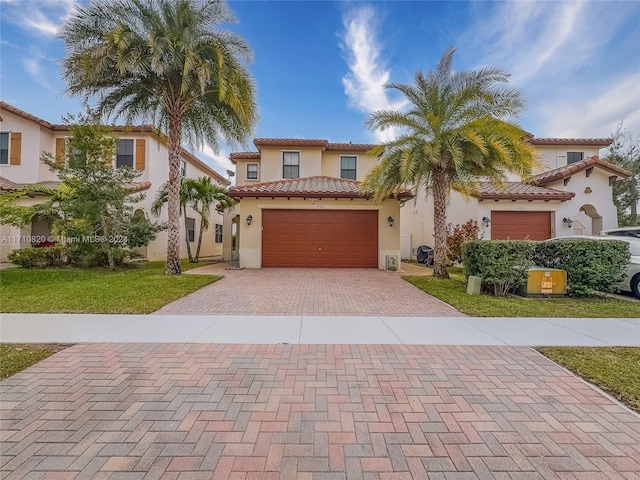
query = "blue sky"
xmin=1 ymin=0 xmax=639 ymax=177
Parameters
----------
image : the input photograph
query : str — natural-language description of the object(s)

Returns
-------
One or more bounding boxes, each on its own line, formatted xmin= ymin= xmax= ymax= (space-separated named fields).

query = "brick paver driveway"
xmin=2 ymin=344 xmax=639 ymax=479
xmin=156 ymin=264 xmax=461 ymax=316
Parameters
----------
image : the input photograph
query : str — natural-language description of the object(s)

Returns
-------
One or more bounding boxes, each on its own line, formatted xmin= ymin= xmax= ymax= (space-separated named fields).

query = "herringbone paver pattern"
xmin=1 ymin=344 xmax=639 ymax=479
xmin=156 ymin=265 xmax=461 ymax=316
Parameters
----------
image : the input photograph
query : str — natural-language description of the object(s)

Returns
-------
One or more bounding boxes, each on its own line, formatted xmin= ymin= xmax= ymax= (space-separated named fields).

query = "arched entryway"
xmin=576 ymin=204 xmax=602 ymax=235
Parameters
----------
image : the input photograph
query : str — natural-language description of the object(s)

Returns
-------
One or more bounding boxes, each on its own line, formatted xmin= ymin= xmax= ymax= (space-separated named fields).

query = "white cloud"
xmin=3 ymin=0 xmax=77 ymax=37
xmin=200 ymin=144 xmax=235 ymax=180
xmin=22 ymin=57 xmax=41 ymax=76
xmin=340 ymin=5 xmax=404 ymax=142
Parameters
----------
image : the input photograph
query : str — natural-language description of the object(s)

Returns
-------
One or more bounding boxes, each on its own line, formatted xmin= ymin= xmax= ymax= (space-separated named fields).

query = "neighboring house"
xmin=0 ymin=101 xmax=230 ymax=262
xmin=400 ymin=137 xmax=632 ymax=258
xmin=226 ymin=138 xmax=411 ymax=269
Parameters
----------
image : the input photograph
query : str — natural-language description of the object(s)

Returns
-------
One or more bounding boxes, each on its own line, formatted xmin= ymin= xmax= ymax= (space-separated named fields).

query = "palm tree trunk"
xmin=183 ymin=205 xmax=193 ymax=263
xmin=165 ymin=112 xmax=183 ymax=275
xmin=432 ymin=166 xmax=449 ymax=279
xmin=195 ymin=216 xmax=205 ymax=263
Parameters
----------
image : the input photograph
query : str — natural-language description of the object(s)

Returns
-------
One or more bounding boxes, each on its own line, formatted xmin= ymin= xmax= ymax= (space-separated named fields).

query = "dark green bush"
xmin=462 ymin=240 xmax=537 ymax=296
xmin=534 ymin=239 xmax=629 ymax=297
xmin=8 ymin=245 xmax=68 ymax=268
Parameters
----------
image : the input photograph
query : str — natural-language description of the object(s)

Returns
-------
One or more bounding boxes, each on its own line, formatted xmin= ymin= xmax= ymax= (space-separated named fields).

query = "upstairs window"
xmin=214 ymin=224 xmax=223 ymax=243
xmin=247 ymin=163 xmax=258 ymax=180
xmin=340 ymin=156 xmax=357 ymax=180
xmin=0 ymin=133 xmax=8 ymax=165
xmin=283 ymin=151 xmax=300 ymax=179
xmin=181 ymin=160 xmax=187 ymax=177
xmin=567 ymin=152 xmax=584 ymax=164
xmin=116 ymin=139 xmax=134 ymax=168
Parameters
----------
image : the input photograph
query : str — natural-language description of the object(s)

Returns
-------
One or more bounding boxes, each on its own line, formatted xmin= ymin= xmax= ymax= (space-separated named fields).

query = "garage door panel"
xmin=491 ymin=211 xmax=551 ymax=241
xmin=262 ymin=209 xmax=378 ymax=268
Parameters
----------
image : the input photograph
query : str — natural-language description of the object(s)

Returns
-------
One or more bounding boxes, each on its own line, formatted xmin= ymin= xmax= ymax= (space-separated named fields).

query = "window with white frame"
xmin=0 ymin=132 xmax=9 ymax=165
xmin=340 ymin=156 xmax=357 ymax=180
xmin=282 ymin=151 xmax=300 ymax=179
xmin=567 ymin=152 xmax=584 ymax=164
xmin=116 ymin=139 xmax=134 ymax=168
xmin=214 ymin=224 xmax=223 ymax=243
xmin=246 ymin=163 xmax=258 ymax=180
xmin=180 ymin=160 xmax=187 ymax=177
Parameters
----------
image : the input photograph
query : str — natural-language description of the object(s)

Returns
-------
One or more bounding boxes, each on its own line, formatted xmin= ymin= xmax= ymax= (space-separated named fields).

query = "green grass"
xmin=537 ymin=347 xmax=640 ymax=413
xmin=0 ymin=260 xmax=220 ymax=314
xmin=0 ymin=344 xmax=70 ymax=379
xmin=403 ymin=267 xmax=640 ymax=318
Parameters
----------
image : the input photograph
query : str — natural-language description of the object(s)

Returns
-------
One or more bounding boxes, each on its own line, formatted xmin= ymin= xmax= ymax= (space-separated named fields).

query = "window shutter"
xmin=9 ymin=132 xmax=21 ymax=165
xmin=55 ymin=138 xmax=65 ymax=164
xmin=135 ymin=139 xmax=145 ymax=170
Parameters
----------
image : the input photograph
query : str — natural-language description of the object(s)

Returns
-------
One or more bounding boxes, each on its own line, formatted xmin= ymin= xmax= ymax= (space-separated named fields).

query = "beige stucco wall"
xmin=0 ymin=110 xmax=43 ymax=184
xmin=232 ymin=197 xmax=400 ymax=269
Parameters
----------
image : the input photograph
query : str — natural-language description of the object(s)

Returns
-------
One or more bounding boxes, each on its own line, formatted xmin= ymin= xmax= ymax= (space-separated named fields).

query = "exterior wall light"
xmin=246 ymin=215 xmax=253 ymax=226
xmin=482 ymin=216 xmax=491 ymax=228
xmin=563 ymin=217 xmax=573 ymax=228
xmin=387 ymin=216 xmax=395 ymax=227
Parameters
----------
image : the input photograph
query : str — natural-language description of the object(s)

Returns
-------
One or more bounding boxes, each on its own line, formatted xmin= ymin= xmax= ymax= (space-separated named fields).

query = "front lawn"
xmin=538 ymin=347 xmax=640 ymax=413
xmin=0 ymin=261 xmax=220 ymax=314
xmin=404 ymin=267 xmax=640 ymax=318
xmin=0 ymin=344 xmax=70 ymax=379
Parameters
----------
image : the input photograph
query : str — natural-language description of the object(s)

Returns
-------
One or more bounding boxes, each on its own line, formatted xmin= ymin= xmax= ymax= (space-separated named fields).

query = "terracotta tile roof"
xmin=0 ymin=177 xmax=151 ymax=193
xmin=478 ymin=182 xmax=575 ymax=201
xmin=1 ymin=101 xmax=56 ymax=129
xmin=529 ymin=155 xmax=632 ymax=186
xmin=326 ymin=142 xmax=376 ymax=152
xmin=229 ymin=152 xmax=261 ymax=164
xmin=528 ymin=137 xmax=613 ymax=147
xmin=228 ymin=175 xmax=412 ymax=200
xmin=253 ymin=138 xmax=329 ymax=148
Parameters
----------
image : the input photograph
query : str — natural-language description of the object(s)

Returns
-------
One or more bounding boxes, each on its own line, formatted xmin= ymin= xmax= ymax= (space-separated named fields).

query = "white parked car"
xmin=550 ymin=235 xmax=640 ymax=299
xmin=600 ymin=226 xmax=640 ymax=238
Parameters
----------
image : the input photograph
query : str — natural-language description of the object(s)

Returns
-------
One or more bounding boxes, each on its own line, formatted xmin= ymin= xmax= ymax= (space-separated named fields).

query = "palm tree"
xmin=59 ymin=0 xmax=257 ymax=275
xmin=189 ymin=176 xmax=233 ymax=262
xmin=152 ymin=178 xmax=197 ymax=263
xmin=362 ymin=47 xmax=538 ymax=278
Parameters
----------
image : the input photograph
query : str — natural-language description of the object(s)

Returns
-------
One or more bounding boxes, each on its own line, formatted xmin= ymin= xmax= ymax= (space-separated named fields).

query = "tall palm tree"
xmin=189 ymin=176 xmax=233 ymax=262
xmin=362 ymin=47 xmax=538 ymax=278
xmin=59 ymin=0 xmax=257 ymax=275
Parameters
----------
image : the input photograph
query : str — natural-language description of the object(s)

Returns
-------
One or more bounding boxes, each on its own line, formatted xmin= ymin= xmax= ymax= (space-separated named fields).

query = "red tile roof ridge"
xmin=529 ymin=155 xmax=632 ymax=186
xmin=528 ymin=137 xmax=613 ymax=146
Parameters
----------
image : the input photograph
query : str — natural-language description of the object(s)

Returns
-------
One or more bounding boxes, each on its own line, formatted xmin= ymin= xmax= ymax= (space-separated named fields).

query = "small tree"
xmin=446 ymin=220 xmax=482 ymax=264
xmin=152 ymin=176 xmax=233 ymax=263
xmin=605 ymin=120 xmax=639 ymax=226
xmin=38 ymin=116 xmax=161 ymax=268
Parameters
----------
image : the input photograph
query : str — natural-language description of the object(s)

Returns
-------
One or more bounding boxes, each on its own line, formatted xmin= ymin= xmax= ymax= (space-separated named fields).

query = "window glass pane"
xmin=0 ymin=133 xmax=8 ymax=165
xmin=116 ymin=139 xmax=134 ymax=168
xmin=283 ymin=152 xmax=299 ymax=165
xmin=340 ymin=156 xmax=356 ymax=179
xmin=186 ymin=217 xmax=195 ymax=242
xmin=247 ymin=164 xmax=258 ymax=179
xmin=567 ymin=152 xmax=583 ymax=164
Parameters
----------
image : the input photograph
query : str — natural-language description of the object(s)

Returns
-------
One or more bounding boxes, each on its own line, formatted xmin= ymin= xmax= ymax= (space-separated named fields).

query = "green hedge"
xmin=534 ymin=239 xmax=629 ymax=297
xmin=462 ymin=239 xmax=630 ymax=297
xmin=7 ymin=245 xmax=68 ymax=268
xmin=462 ymin=241 xmax=537 ymax=296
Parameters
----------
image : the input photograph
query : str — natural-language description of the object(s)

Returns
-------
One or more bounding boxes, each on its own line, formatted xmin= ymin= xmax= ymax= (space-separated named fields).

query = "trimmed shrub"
xmin=462 ymin=240 xmax=537 ymax=296
xmin=8 ymin=245 xmax=68 ymax=268
xmin=534 ymin=239 xmax=629 ymax=297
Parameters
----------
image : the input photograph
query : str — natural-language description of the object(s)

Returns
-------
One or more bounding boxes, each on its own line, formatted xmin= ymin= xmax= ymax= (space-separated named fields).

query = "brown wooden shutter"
xmin=55 ymin=138 xmax=65 ymax=164
xmin=135 ymin=139 xmax=145 ymax=170
xmin=9 ymin=132 xmax=21 ymax=165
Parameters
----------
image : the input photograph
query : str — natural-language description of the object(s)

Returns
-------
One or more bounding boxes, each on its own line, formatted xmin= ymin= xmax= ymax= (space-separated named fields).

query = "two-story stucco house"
xmin=0 ymin=101 xmax=230 ymax=262
xmin=226 ymin=139 xmax=411 ymax=269
xmin=400 ymin=136 xmax=631 ymax=258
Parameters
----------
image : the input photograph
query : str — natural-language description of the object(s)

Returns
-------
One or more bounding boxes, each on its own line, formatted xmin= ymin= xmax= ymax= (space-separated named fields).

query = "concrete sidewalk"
xmin=1 ymin=313 xmax=638 ymax=346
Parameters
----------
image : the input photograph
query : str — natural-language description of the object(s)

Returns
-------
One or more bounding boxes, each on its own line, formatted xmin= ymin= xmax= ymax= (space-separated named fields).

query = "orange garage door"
xmin=262 ymin=209 xmax=378 ymax=268
xmin=491 ymin=211 xmax=552 ymax=240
